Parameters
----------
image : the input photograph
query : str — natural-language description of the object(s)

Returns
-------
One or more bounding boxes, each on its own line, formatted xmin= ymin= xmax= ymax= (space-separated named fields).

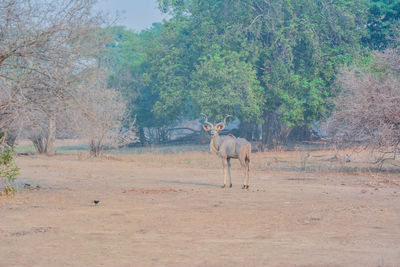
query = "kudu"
xmin=202 ymin=114 xmax=251 ymax=189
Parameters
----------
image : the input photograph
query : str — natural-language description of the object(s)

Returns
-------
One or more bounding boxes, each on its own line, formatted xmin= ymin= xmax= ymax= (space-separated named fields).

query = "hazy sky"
xmin=95 ymin=0 xmax=168 ymax=31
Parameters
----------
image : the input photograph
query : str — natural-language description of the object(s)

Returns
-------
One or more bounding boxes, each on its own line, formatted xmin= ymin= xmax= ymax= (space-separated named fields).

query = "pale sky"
xmin=95 ymin=0 xmax=169 ymax=31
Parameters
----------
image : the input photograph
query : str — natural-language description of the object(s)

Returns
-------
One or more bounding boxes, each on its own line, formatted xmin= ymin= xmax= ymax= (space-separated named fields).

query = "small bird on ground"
xmin=93 ymin=200 xmax=100 ymax=205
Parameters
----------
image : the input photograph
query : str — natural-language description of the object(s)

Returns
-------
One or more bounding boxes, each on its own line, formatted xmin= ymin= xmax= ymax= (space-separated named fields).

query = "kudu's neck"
xmin=210 ymin=133 xmax=222 ymax=153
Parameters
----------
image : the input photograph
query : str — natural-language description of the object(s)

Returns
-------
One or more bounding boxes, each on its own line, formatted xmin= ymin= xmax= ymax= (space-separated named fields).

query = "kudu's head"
xmin=201 ymin=114 xmax=232 ymax=137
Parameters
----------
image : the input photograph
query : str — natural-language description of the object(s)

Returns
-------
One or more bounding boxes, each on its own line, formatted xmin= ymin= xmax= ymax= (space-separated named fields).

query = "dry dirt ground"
xmin=1 ymin=151 xmax=400 ymax=266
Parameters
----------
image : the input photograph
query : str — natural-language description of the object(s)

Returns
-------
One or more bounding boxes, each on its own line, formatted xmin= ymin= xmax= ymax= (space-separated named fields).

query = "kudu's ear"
xmin=215 ymin=115 xmax=231 ymax=131
xmin=203 ymin=125 xmax=212 ymax=131
xmin=216 ymin=123 xmax=225 ymax=131
xmin=201 ymin=113 xmax=213 ymax=131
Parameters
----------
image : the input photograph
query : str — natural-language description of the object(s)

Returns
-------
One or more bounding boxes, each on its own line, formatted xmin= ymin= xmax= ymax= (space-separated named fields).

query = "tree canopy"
xmin=103 ymin=0 xmax=400 ymax=145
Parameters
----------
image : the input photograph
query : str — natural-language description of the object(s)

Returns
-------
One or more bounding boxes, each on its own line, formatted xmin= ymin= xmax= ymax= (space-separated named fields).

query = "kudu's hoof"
xmin=242 ymin=185 xmax=249 ymax=189
xmin=221 ymin=184 xmax=226 ymax=188
xmin=229 ymin=183 xmax=232 ymax=188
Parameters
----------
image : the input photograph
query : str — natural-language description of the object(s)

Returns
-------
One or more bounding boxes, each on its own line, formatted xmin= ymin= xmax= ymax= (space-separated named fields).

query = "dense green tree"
xmin=363 ymin=0 xmax=400 ymax=50
xmin=104 ymin=25 xmax=163 ymax=130
xmin=155 ymin=0 xmax=368 ymax=137
xmin=146 ymin=17 xmax=194 ymax=124
xmin=105 ymin=0 xmax=399 ymax=145
xmin=190 ymin=46 xmax=264 ymax=122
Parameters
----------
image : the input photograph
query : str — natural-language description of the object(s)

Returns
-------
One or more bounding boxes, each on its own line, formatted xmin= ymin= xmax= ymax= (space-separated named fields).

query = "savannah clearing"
xmin=1 ymin=0 xmax=400 ymax=266
xmin=1 ymin=147 xmax=399 ymax=266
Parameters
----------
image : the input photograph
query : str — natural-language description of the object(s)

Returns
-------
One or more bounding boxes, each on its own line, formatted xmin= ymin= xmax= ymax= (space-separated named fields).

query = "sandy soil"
xmin=1 ymin=151 xmax=399 ymax=266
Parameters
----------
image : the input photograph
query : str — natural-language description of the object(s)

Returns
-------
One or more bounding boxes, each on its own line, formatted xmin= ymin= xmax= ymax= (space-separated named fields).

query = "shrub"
xmin=0 ymin=147 xmax=19 ymax=195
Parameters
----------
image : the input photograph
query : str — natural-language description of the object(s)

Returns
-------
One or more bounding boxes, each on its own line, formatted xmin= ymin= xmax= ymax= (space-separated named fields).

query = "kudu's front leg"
xmin=221 ymin=158 xmax=232 ymax=188
xmin=221 ymin=158 xmax=226 ymax=188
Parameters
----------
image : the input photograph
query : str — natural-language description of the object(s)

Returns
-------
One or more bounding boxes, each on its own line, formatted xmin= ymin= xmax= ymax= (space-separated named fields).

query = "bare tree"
xmin=202 ymin=114 xmax=251 ymax=189
xmin=0 ymin=83 xmax=16 ymax=131
xmin=329 ymin=44 xmax=400 ymax=166
xmin=0 ymin=0 xmax=106 ymax=152
xmin=70 ymin=71 xmax=137 ymax=156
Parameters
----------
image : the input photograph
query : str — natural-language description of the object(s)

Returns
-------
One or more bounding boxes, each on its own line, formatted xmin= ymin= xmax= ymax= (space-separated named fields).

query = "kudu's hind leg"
xmin=245 ymin=160 xmax=250 ymax=189
xmin=227 ymin=158 xmax=232 ymax=188
xmin=222 ymin=158 xmax=227 ymax=188
xmin=239 ymin=158 xmax=248 ymax=189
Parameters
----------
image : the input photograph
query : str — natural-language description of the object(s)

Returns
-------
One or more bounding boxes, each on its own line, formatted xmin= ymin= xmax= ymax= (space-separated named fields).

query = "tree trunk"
xmin=239 ymin=121 xmax=253 ymax=140
xmin=90 ymin=139 xmax=103 ymax=156
xmin=153 ymin=128 xmax=160 ymax=145
xmin=288 ymin=126 xmax=314 ymax=142
xmin=46 ymin=112 xmax=56 ymax=156
xmin=138 ymin=127 xmax=148 ymax=146
xmin=31 ymin=136 xmax=48 ymax=154
xmin=5 ymin=132 xmax=18 ymax=147
xmin=262 ymin=111 xmax=277 ymax=150
xmin=280 ymin=125 xmax=293 ymax=146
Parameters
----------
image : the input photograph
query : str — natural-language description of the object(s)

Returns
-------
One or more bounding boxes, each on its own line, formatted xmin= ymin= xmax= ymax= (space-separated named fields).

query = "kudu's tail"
xmin=246 ymin=144 xmax=251 ymax=163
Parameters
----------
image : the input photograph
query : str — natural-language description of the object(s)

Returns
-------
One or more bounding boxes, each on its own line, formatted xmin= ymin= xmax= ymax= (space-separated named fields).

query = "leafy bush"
xmin=0 ymin=147 xmax=19 ymax=195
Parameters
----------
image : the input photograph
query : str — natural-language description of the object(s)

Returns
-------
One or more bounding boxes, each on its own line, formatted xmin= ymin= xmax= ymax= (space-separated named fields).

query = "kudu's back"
xmin=219 ymin=136 xmax=251 ymax=162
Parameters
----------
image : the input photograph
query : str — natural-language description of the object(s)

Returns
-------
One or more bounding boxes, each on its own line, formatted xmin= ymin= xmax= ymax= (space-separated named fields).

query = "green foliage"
xmin=152 ymin=0 xmax=369 ymax=126
xmin=104 ymin=0 xmax=399 ymax=141
xmin=146 ymin=17 xmax=193 ymax=123
xmin=363 ymin=0 xmax=400 ymax=50
xmin=0 ymin=147 xmax=19 ymax=195
xmin=190 ymin=46 xmax=264 ymax=122
xmin=253 ymin=0 xmax=366 ymax=125
xmin=103 ymin=24 xmax=164 ymax=128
